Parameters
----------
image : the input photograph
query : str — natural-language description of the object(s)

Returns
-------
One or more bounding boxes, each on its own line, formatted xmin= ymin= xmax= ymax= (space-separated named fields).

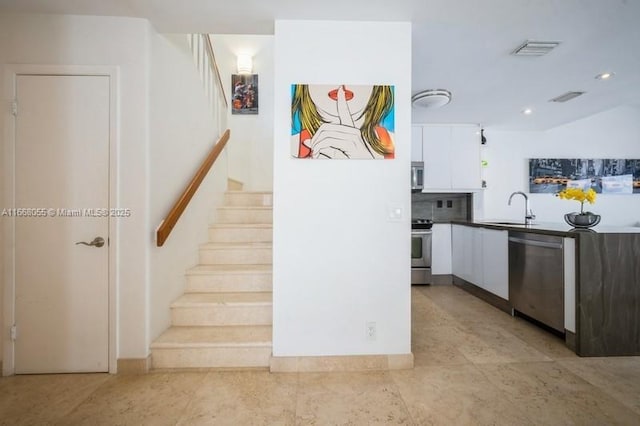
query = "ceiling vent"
xmin=512 ymin=40 xmax=560 ymax=56
xmin=549 ymin=91 xmax=585 ymax=103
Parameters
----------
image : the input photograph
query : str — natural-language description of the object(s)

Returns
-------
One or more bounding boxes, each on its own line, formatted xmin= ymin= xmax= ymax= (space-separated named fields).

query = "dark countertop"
xmin=451 ymin=220 xmax=640 ymax=237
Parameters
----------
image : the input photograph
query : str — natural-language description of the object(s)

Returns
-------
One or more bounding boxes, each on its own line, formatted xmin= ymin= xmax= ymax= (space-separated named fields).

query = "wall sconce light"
xmin=237 ymin=54 xmax=253 ymax=74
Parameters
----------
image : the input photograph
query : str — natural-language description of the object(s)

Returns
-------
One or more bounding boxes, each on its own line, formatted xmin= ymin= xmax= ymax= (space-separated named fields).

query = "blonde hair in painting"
xmin=291 ymin=85 xmax=394 ymax=156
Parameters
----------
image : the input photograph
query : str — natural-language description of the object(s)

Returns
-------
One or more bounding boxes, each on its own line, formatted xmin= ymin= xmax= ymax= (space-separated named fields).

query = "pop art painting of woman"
xmin=291 ymin=84 xmax=395 ymax=159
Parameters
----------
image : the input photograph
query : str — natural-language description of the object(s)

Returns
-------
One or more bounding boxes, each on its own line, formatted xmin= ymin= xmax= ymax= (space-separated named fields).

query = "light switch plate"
xmin=387 ymin=204 xmax=403 ymax=221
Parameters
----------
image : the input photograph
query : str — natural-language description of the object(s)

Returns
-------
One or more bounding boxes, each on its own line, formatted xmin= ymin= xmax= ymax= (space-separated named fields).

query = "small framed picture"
xmin=231 ymin=74 xmax=258 ymax=115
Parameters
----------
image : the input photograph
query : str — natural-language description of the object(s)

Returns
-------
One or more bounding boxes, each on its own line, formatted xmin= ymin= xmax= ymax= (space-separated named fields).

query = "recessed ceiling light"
xmin=522 ymin=108 xmax=533 ymax=115
xmin=595 ymin=72 xmax=615 ymax=80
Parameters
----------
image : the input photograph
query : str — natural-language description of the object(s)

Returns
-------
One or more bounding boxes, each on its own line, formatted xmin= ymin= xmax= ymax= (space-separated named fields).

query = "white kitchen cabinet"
xmin=451 ymin=126 xmax=482 ymax=189
xmin=451 ymin=224 xmax=508 ymax=301
xmin=411 ymin=126 xmax=423 ymax=162
xmin=452 ymin=224 xmax=483 ymax=285
xmin=431 ymin=224 xmax=452 ymax=275
xmin=451 ymin=225 xmax=464 ymax=278
xmin=451 ymin=224 xmax=472 ymax=282
xmin=481 ymin=228 xmax=509 ymax=299
xmin=471 ymin=227 xmax=484 ymax=286
xmin=418 ymin=124 xmax=482 ymax=191
xmin=422 ymin=126 xmax=452 ymax=189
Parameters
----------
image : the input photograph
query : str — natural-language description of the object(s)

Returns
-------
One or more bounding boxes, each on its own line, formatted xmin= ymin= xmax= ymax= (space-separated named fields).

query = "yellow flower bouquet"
xmin=556 ymin=187 xmax=600 ymax=228
xmin=556 ymin=187 xmax=597 ymax=214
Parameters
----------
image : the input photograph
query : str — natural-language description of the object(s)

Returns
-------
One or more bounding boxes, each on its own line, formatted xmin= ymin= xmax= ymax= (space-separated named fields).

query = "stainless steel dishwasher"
xmin=508 ymin=231 xmax=564 ymax=332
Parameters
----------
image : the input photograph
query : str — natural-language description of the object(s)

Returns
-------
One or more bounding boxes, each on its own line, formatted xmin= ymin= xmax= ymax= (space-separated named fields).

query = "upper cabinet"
xmin=422 ymin=126 xmax=453 ymax=189
xmin=411 ymin=126 xmax=423 ymax=162
xmin=450 ymin=126 xmax=482 ymax=189
xmin=413 ymin=124 xmax=482 ymax=191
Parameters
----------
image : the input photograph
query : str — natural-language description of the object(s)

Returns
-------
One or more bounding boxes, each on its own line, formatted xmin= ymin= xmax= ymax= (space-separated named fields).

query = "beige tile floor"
xmin=2 ymin=285 xmax=639 ymax=425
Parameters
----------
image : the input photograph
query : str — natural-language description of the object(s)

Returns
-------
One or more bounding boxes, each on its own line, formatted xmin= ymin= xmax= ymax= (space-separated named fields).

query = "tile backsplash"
xmin=411 ymin=193 xmax=472 ymax=222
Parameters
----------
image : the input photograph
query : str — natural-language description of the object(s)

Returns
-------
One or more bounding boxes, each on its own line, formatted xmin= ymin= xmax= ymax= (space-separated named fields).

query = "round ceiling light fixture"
xmin=411 ymin=89 xmax=452 ymax=109
xmin=595 ymin=71 xmax=615 ymax=80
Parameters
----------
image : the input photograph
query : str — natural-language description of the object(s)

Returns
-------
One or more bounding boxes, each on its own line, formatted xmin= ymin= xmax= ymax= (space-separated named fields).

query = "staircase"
xmin=151 ymin=190 xmax=273 ymax=369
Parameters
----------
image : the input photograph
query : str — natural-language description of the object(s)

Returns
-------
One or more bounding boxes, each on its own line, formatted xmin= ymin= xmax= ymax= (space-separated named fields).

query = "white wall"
xmin=0 ymin=17 xmax=4 ymax=365
xmin=272 ymin=20 xmax=412 ymax=357
xmin=0 ymin=14 xmax=4 ymax=365
xmin=0 ymin=14 xmax=151 ymax=362
xmin=148 ymin=33 xmax=227 ymax=342
xmin=211 ymin=35 xmax=274 ymax=191
xmin=482 ymin=105 xmax=640 ymax=226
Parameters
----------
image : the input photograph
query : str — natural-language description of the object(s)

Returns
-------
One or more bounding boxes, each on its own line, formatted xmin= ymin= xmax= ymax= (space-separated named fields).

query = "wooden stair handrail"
xmin=156 ymin=129 xmax=230 ymax=247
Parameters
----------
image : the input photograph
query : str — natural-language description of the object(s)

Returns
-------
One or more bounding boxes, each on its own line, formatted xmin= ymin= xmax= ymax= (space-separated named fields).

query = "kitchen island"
xmin=451 ymin=220 xmax=640 ymax=357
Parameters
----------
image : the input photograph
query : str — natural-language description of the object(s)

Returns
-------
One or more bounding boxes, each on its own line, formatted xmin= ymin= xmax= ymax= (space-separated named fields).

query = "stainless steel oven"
xmin=411 ymin=227 xmax=432 ymax=285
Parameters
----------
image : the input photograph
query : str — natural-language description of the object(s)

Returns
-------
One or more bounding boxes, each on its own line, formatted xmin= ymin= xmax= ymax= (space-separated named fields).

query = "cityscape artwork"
xmin=529 ymin=158 xmax=640 ymax=194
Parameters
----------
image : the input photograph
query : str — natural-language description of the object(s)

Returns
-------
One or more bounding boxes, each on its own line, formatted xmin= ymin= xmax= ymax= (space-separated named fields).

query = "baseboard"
xmin=565 ymin=330 xmax=576 ymax=352
xmin=432 ymin=274 xmax=453 ymax=285
xmin=453 ymin=276 xmax=512 ymax=314
xmin=270 ymin=353 xmax=413 ymax=373
xmin=117 ymin=355 xmax=151 ymax=374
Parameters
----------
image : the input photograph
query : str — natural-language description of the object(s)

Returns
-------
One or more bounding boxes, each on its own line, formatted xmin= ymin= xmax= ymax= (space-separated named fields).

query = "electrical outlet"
xmin=366 ymin=321 xmax=377 ymax=341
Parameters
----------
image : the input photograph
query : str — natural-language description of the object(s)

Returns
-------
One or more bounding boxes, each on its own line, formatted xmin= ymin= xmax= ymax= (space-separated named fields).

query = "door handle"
xmin=75 ymin=237 xmax=105 ymax=248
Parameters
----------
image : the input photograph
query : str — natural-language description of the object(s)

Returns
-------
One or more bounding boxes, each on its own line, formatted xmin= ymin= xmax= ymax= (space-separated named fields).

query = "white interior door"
xmin=14 ymin=74 xmax=110 ymax=374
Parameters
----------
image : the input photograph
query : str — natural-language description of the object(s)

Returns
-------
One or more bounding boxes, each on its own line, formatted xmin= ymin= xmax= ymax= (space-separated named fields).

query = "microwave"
xmin=411 ymin=161 xmax=424 ymax=192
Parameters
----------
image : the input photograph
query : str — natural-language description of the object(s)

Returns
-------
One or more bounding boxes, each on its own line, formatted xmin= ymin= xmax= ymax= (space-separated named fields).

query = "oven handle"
xmin=411 ymin=230 xmax=433 ymax=235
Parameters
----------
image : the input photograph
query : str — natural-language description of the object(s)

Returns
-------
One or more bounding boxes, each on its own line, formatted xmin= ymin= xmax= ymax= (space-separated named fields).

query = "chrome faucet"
xmin=508 ymin=191 xmax=536 ymax=225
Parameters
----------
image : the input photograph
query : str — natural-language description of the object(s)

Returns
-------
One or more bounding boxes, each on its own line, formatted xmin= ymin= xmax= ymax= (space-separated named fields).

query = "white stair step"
xmin=217 ymin=206 xmax=272 ymax=224
xmin=172 ymin=292 xmax=273 ymax=306
xmin=186 ymin=264 xmax=272 ymax=293
xmin=199 ymin=242 xmax=272 ymax=265
xmin=227 ymin=179 xmax=244 ymax=191
xmin=224 ymin=191 xmax=273 ymax=207
xmin=152 ymin=346 xmax=272 ymax=369
xmin=151 ymin=326 xmax=272 ymax=369
xmin=170 ymin=292 xmax=272 ymax=326
xmin=151 ymin=325 xmax=272 ymax=348
xmin=208 ymin=223 xmax=272 ymax=243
